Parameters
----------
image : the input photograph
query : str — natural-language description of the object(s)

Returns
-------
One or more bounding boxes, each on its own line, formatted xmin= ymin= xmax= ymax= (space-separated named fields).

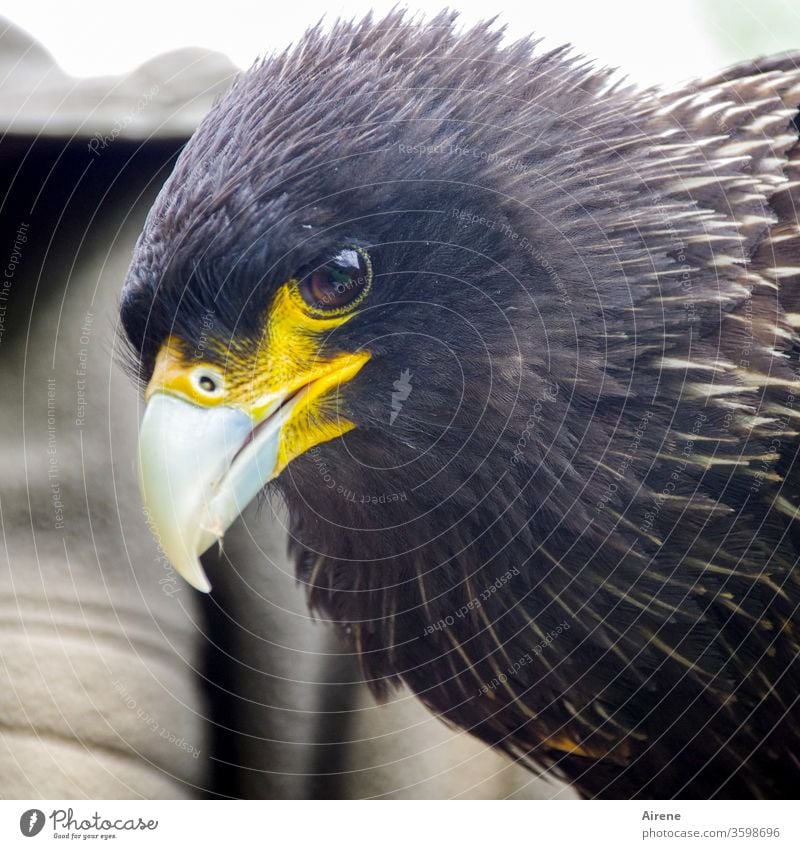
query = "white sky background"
xmin=4 ymin=0 xmax=800 ymax=87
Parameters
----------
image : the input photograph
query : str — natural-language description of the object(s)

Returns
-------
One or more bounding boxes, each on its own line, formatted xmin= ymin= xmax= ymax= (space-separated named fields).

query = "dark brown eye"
xmin=298 ymin=247 xmax=372 ymax=312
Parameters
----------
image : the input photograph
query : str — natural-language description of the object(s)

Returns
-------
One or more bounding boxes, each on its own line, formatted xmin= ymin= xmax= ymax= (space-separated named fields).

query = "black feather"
xmin=121 ymin=12 xmax=800 ymax=798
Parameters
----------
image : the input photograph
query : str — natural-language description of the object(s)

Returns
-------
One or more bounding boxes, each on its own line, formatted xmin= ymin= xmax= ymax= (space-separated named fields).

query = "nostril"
xmin=199 ymin=375 xmax=217 ymax=393
xmin=191 ymin=368 xmax=225 ymax=397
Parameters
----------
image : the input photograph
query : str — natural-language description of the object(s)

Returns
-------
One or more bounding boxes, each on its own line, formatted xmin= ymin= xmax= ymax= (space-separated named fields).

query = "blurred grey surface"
xmin=0 ymin=18 xmax=570 ymax=799
xmin=0 ymin=17 xmax=233 ymax=137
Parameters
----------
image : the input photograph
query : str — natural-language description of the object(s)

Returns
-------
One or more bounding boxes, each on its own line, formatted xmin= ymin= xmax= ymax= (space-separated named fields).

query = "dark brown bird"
xmin=121 ymin=11 xmax=800 ymax=798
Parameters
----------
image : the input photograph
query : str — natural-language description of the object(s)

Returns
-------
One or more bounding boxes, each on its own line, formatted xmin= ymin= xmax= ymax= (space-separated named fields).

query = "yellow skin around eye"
xmin=145 ymin=281 xmax=371 ymax=476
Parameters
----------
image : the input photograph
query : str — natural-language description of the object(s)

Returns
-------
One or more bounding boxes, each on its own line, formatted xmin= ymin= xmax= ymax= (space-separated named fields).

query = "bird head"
xmin=121 ymin=13 xmax=599 ymax=593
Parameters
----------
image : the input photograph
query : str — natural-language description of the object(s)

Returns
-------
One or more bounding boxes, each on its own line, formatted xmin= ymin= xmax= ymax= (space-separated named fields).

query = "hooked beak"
xmin=136 ymin=282 xmax=371 ymax=593
xmin=137 ymin=336 xmax=369 ymax=593
xmin=137 ymin=391 xmax=302 ymax=592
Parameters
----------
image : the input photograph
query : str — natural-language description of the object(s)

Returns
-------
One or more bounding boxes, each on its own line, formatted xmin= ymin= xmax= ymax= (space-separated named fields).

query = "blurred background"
xmin=1 ymin=0 xmax=798 ymax=800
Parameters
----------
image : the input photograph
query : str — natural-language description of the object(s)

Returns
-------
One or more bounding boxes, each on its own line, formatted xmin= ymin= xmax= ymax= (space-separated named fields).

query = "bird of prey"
xmin=121 ymin=12 xmax=800 ymax=798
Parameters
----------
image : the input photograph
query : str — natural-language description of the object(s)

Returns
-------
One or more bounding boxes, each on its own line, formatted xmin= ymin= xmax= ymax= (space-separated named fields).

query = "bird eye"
xmin=298 ymin=247 xmax=372 ymax=313
xmin=190 ymin=368 xmax=224 ymax=398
